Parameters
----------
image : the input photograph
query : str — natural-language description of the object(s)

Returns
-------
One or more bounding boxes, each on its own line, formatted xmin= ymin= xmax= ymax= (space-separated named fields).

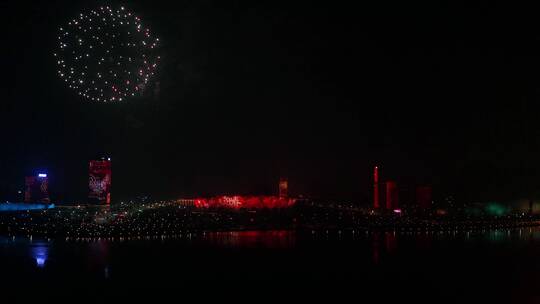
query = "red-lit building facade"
xmin=89 ymin=159 xmax=112 ymax=204
xmin=373 ymin=166 xmax=380 ymax=209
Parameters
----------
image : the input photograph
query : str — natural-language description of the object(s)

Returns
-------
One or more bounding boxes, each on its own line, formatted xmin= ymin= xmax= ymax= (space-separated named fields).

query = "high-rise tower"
xmin=89 ymin=158 xmax=112 ymax=204
xmin=373 ymin=166 xmax=380 ymax=209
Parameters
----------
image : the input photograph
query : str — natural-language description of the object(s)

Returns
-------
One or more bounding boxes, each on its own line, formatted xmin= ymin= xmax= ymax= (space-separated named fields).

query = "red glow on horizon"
xmin=194 ymin=196 xmax=296 ymax=209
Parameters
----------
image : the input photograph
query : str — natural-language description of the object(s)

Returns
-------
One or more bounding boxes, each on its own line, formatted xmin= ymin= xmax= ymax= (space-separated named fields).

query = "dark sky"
xmin=2 ymin=1 xmax=540 ymax=203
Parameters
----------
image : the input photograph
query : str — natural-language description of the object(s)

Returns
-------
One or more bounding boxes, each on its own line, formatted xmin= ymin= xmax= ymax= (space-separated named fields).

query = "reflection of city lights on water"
xmin=30 ymin=244 xmax=49 ymax=268
xmin=36 ymin=257 xmax=46 ymax=267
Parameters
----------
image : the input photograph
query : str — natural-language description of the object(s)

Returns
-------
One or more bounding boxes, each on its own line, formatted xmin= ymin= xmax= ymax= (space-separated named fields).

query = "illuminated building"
xmin=373 ymin=166 xmax=380 ymax=209
xmin=386 ymin=181 xmax=398 ymax=210
xmin=416 ymin=186 xmax=432 ymax=209
xmin=89 ymin=159 xmax=112 ymax=204
xmin=279 ymin=178 xmax=288 ymax=198
xmin=24 ymin=173 xmax=50 ymax=203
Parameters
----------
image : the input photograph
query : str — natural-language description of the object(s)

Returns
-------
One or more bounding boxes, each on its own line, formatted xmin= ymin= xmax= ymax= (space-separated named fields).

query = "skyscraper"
xmin=89 ymin=159 xmax=112 ymax=204
xmin=373 ymin=166 xmax=380 ymax=209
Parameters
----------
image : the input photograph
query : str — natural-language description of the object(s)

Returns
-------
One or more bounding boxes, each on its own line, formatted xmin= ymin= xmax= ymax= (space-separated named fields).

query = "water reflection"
xmin=200 ymin=230 xmax=296 ymax=248
xmin=372 ymin=232 xmax=380 ymax=264
xmin=371 ymin=232 xmax=398 ymax=264
xmin=14 ymin=227 xmax=540 ymax=271
xmin=3 ymin=228 xmax=540 ymax=302
xmin=384 ymin=232 xmax=397 ymax=253
xmin=88 ymin=241 xmax=110 ymax=278
xmin=30 ymin=242 xmax=49 ymax=268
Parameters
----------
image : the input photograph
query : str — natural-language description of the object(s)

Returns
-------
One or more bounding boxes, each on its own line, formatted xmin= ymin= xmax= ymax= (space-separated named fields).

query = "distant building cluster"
xmin=372 ymin=166 xmax=432 ymax=213
xmin=19 ymin=158 xmax=112 ymax=205
xmin=15 ymin=161 xmax=540 ymax=219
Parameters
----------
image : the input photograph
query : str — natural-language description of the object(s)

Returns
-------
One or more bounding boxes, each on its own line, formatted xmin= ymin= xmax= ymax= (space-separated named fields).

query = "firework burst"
xmin=54 ymin=6 xmax=160 ymax=102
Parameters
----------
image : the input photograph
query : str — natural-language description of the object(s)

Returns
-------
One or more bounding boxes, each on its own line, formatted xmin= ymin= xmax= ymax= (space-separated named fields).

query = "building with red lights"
xmin=89 ymin=159 xmax=112 ymax=204
xmin=373 ymin=166 xmax=380 ymax=209
xmin=386 ymin=181 xmax=398 ymax=210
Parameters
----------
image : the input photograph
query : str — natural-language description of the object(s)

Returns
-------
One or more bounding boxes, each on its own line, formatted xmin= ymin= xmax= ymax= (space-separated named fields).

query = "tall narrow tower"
xmin=279 ymin=177 xmax=288 ymax=198
xmin=373 ymin=166 xmax=380 ymax=209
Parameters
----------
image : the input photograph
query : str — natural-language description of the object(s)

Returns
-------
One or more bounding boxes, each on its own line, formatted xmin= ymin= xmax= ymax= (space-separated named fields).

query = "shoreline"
xmin=2 ymin=220 xmax=540 ymax=240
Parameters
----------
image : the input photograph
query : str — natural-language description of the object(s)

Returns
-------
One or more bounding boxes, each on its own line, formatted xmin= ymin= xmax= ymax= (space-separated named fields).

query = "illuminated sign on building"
xmin=89 ymin=160 xmax=112 ymax=204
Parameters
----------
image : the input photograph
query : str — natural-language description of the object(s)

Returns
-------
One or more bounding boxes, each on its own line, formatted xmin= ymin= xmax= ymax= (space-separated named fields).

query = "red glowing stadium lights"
xmin=193 ymin=196 xmax=296 ymax=209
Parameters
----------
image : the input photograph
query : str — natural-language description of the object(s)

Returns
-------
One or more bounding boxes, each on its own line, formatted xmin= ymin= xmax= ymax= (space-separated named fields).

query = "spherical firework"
xmin=54 ymin=6 xmax=160 ymax=102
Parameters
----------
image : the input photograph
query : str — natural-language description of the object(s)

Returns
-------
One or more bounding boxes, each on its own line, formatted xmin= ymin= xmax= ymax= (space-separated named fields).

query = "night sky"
xmin=2 ymin=1 xmax=540 ymax=203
